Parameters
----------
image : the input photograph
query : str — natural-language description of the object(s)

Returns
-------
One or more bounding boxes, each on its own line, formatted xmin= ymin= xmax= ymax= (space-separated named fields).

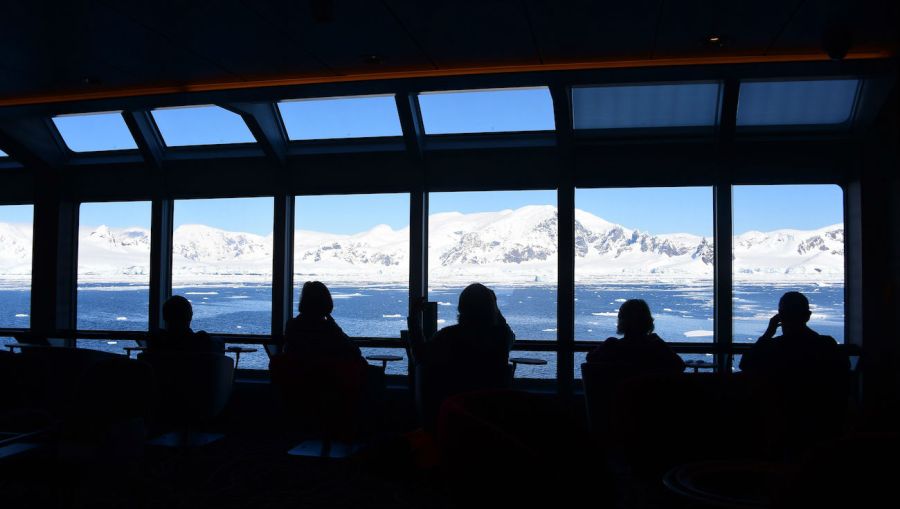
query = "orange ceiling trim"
xmin=0 ymin=50 xmax=892 ymax=108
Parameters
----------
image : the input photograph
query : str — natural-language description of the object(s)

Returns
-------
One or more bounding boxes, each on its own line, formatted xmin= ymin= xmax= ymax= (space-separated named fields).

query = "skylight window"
xmin=572 ymin=82 xmax=721 ymax=129
xmin=151 ymin=105 xmax=255 ymax=147
xmin=277 ymin=95 xmax=402 ymax=140
xmin=737 ymin=79 xmax=860 ymax=127
xmin=51 ymin=111 xmax=138 ymax=153
xmin=418 ymin=87 xmax=555 ymax=135
xmin=0 ymin=148 xmax=7 ymax=157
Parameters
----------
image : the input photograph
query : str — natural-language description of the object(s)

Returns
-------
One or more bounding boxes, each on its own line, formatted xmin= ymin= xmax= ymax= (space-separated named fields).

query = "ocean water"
xmin=0 ymin=282 xmax=844 ymax=377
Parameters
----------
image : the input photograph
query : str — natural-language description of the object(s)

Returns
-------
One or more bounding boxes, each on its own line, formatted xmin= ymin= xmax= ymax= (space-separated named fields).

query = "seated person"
xmin=586 ymin=299 xmax=685 ymax=374
xmin=740 ymin=291 xmax=849 ymax=377
xmin=408 ymin=283 xmax=515 ymax=369
xmin=149 ymin=296 xmax=224 ymax=353
xmin=283 ymin=281 xmax=362 ymax=361
xmin=739 ymin=291 xmax=850 ymax=457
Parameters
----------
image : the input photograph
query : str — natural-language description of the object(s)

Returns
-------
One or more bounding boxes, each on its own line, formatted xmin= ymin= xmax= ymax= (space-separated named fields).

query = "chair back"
xmin=415 ymin=359 xmax=512 ymax=432
xmin=269 ymin=353 xmax=369 ymax=441
xmin=581 ymin=361 xmax=645 ymax=441
xmin=137 ymin=351 xmax=233 ymax=426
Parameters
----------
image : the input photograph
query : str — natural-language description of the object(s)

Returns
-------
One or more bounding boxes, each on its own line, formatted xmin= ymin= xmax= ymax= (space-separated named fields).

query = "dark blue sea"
xmin=0 ymin=282 xmax=844 ymax=378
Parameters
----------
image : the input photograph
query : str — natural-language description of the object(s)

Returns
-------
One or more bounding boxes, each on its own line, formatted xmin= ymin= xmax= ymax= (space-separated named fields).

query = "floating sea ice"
xmin=236 ymin=325 xmax=242 ymax=329
xmin=683 ymin=330 xmax=714 ymax=338
xmin=107 ymin=341 xmax=118 ymax=345
xmin=663 ymin=308 xmax=674 ymax=312
xmin=185 ymin=291 xmax=219 ymax=295
xmin=437 ymin=302 xmax=452 ymax=306
xmin=592 ymin=312 xmax=618 ymax=317
xmin=15 ymin=313 xmax=28 ymax=318
xmin=542 ymin=328 xmax=557 ymax=332
xmin=615 ymin=298 xmax=627 ymax=303
xmin=382 ymin=314 xmax=402 ymax=318
xmin=116 ymin=316 xmax=128 ymax=321
xmin=587 ymin=329 xmax=593 ymax=332
xmin=437 ymin=319 xmax=446 ymax=324
xmin=228 ymin=296 xmax=249 ymax=299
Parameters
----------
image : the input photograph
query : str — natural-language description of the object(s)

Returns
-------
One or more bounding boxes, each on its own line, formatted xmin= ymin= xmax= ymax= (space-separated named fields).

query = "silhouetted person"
xmin=586 ymin=299 xmax=685 ymax=374
xmin=408 ymin=283 xmax=515 ymax=367
xmin=739 ymin=291 xmax=850 ymax=459
xmin=149 ymin=296 xmax=224 ymax=353
xmin=283 ymin=281 xmax=362 ymax=361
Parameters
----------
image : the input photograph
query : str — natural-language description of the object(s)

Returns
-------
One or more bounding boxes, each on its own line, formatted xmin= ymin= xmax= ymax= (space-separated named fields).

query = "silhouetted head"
xmin=163 ymin=296 xmax=193 ymax=331
xmin=779 ymin=291 xmax=812 ymax=332
xmin=299 ymin=281 xmax=334 ymax=319
xmin=457 ymin=283 xmax=498 ymax=327
xmin=617 ymin=299 xmax=655 ymax=337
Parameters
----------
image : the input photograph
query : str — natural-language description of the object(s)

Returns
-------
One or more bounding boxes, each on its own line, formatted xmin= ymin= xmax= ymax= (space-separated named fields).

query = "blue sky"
xmin=3 ymin=184 xmax=843 ymax=237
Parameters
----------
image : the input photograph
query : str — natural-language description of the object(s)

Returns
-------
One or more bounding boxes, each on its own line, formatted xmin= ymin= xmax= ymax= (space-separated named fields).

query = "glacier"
xmin=0 ymin=205 xmax=844 ymax=285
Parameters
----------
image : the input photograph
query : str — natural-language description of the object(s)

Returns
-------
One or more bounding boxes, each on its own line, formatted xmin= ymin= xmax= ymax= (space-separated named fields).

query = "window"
xmin=733 ymin=185 xmax=844 ymax=343
xmin=428 ymin=190 xmax=558 ymax=347
xmin=172 ymin=197 xmax=273 ymax=334
xmin=52 ymin=111 xmax=138 ymax=152
xmin=575 ymin=187 xmax=715 ymax=344
xmin=737 ymin=79 xmax=859 ymax=126
xmin=0 ymin=205 xmax=33 ymax=328
xmin=294 ymin=194 xmax=409 ymax=338
xmin=572 ymin=82 xmax=721 ymax=130
xmin=418 ymin=87 xmax=555 ymax=134
xmin=151 ymin=105 xmax=255 ymax=147
xmin=0 ymin=149 xmax=7 ymax=157
xmin=278 ymin=95 xmax=402 ymax=140
xmin=77 ymin=201 xmax=151 ymax=331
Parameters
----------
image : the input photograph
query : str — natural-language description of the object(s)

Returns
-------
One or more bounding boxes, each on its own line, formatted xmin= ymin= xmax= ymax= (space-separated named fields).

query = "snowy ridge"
xmin=0 ymin=206 xmax=844 ymax=284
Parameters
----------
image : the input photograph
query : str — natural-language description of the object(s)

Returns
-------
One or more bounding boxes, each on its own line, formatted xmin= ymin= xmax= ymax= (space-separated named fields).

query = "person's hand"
xmin=763 ymin=313 xmax=781 ymax=339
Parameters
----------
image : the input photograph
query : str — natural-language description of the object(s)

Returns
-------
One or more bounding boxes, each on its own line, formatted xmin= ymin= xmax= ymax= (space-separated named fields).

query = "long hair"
xmin=299 ymin=281 xmax=334 ymax=319
xmin=457 ymin=283 xmax=497 ymax=327
xmin=616 ymin=299 xmax=654 ymax=336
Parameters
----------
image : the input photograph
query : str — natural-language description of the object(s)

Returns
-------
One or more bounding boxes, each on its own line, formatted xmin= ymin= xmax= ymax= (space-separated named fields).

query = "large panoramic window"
xmin=151 ymin=105 xmax=255 ymax=147
xmin=418 ymin=87 xmax=555 ymax=134
xmin=52 ymin=111 xmax=138 ymax=152
xmin=737 ymin=79 xmax=859 ymax=127
xmin=572 ymin=82 xmax=721 ymax=130
xmin=77 ymin=201 xmax=151 ymax=332
xmin=575 ymin=187 xmax=715 ymax=344
xmin=428 ymin=190 xmax=558 ymax=338
xmin=294 ymin=194 xmax=409 ymax=339
xmin=0 ymin=205 xmax=33 ymax=329
xmin=172 ymin=197 xmax=273 ymax=335
xmin=732 ymin=185 xmax=845 ymax=343
xmin=278 ymin=95 xmax=402 ymax=140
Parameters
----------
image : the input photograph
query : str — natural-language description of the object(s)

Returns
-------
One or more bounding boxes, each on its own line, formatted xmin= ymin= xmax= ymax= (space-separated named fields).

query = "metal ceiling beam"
xmin=122 ymin=110 xmax=165 ymax=170
xmin=220 ymin=102 xmax=288 ymax=165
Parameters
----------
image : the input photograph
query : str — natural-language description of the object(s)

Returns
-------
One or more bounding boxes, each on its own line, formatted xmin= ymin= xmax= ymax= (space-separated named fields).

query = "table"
xmin=509 ymin=357 xmax=548 ymax=374
xmin=664 ymin=460 xmax=790 ymax=509
xmin=366 ymin=354 xmax=404 ymax=371
xmin=684 ymin=359 xmax=717 ymax=373
xmin=123 ymin=346 xmax=147 ymax=358
xmin=226 ymin=346 xmax=258 ymax=369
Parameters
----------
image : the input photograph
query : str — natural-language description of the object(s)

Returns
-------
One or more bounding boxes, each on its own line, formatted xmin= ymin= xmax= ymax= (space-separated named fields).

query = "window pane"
xmin=77 ymin=201 xmax=151 ymax=331
xmin=52 ymin=112 xmax=138 ymax=152
xmin=575 ymin=188 xmax=714 ymax=344
xmin=737 ymin=79 xmax=859 ymax=126
xmin=172 ymin=197 xmax=273 ymax=334
xmin=151 ymin=105 xmax=255 ymax=147
xmin=429 ymin=190 xmax=558 ymax=343
xmin=0 ymin=205 xmax=33 ymax=328
xmin=76 ymin=338 xmax=139 ymax=355
xmin=418 ymin=87 xmax=555 ymax=134
xmin=573 ymin=82 xmax=720 ymax=129
xmin=278 ymin=95 xmax=402 ymax=140
xmin=294 ymin=194 xmax=409 ymax=338
xmin=733 ymin=185 xmax=844 ymax=343
xmin=0 ymin=149 xmax=7 ymax=157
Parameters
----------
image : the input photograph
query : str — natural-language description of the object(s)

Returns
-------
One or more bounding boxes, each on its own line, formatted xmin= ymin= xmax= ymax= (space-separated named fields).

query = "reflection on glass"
xmin=737 ymin=79 xmax=859 ymax=126
xmin=294 ymin=194 xmax=409 ymax=338
xmin=573 ymin=82 xmax=720 ymax=129
xmin=0 ymin=205 xmax=33 ymax=328
xmin=77 ymin=201 xmax=151 ymax=331
xmin=172 ymin=197 xmax=273 ymax=335
xmin=732 ymin=185 xmax=845 ymax=343
xmin=429 ymin=190 xmax=558 ymax=342
xmin=76 ymin=338 xmax=140 ymax=356
xmin=575 ymin=188 xmax=714 ymax=343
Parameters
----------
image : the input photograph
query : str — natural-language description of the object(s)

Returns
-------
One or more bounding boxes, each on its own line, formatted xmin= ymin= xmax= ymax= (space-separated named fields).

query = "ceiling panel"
xmin=248 ymin=0 xmax=432 ymax=74
xmin=653 ymin=0 xmax=805 ymax=57
xmin=770 ymin=0 xmax=899 ymax=55
xmin=524 ymin=0 xmax=662 ymax=63
xmin=385 ymin=0 xmax=540 ymax=68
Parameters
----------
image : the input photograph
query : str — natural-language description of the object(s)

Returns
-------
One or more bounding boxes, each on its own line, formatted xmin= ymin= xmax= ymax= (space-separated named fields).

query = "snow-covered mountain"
xmin=0 ymin=206 xmax=845 ymax=284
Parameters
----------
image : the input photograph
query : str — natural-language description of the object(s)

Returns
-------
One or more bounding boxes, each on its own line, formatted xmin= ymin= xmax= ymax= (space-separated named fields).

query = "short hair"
xmin=779 ymin=291 xmax=811 ymax=320
xmin=457 ymin=283 xmax=497 ymax=326
xmin=617 ymin=299 xmax=655 ymax=336
xmin=299 ymin=281 xmax=333 ymax=318
xmin=163 ymin=296 xmax=193 ymax=326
